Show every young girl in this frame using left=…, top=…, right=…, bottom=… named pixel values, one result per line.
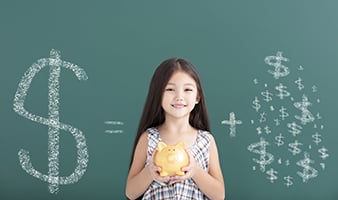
left=126, top=58, right=225, bottom=200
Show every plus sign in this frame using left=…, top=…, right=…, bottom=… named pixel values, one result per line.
left=221, top=112, right=242, bottom=137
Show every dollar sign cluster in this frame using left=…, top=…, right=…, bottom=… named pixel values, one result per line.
left=13, top=49, right=89, bottom=194
left=248, top=51, right=328, bottom=187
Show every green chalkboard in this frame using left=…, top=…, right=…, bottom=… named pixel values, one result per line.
left=1, top=1, right=338, bottom=199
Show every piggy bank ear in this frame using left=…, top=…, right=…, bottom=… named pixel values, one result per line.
left=176, top=141, right=185, bottom=148
left=157, top=142, right=167, bottom=151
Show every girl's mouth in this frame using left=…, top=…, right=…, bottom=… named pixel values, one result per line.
left=171, top=104, right=186, bottom=109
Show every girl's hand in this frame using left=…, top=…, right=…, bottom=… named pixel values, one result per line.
left=169, top=150, right=197, bottom=184
left=147, top=150, right=171, bottom=183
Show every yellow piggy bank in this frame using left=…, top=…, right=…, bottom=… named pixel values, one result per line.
left=154, top=141, right=189, bottom=176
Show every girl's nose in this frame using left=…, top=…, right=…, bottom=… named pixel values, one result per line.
left=175, top=92, right=183, bottom=101
left=175, top=90, right=184, bottom=101
left=176, top=96, right=183, bottom=101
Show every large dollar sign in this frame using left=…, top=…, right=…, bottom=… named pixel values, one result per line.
left=13, top=49, right=89, bottom=194
left=248, top=137, right=274, bottom=172
left=296, top=152, right=318, bottom=182
left=264, top=51, right=290, bottom=79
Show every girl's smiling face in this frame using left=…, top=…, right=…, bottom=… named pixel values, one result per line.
left=161, top=71, right=200, bottom=120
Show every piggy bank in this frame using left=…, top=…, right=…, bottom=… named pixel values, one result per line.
left=154, top=141, right=189, bottom=176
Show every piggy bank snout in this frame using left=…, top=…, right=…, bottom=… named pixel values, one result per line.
left=167, top=154, right=176, bottom=162
left=167, top=151, right=185, bottom=162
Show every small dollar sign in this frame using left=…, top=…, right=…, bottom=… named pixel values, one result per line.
left=261, top=90, right=273, bottom=102
left=287, top=122, right=302, bottom=137
left=312, top=132, right=322, bottom=145
left=13, top=49, right=89, bottom=193
left=283, top=176, right=293, bottom=187
left=259, top=112, right=267, bottom=123
left=318, top=147, right=329, bottom=160
left=264, top=126, right=271, bottom=134
left=248, top=137, right=274, bottom=172
left=264, top=51, right=290, bottom=79
left=275, top=133, right=285, bottom=146
left=266, top=168, right=278, bottom=183
left=295, top=77, right=304, bottom=91
left=279, top=106, right=289, bottom=120
left=252, top=96, right=261, bottom=112
left=296, top=152, right=318, bottom=182
left=294, top=95, right=315, bottom=125
left=288, top=140, right=303, bottom=156
left=275, top=83, right=290, bottom=100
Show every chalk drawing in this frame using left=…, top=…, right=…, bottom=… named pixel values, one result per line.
left=259, top=112, right=267, bottom=123
left=283, top=176, right=293, bottom=187
left=312, top=132, right=322, bottom=145
left=264, top=51, right=290, bottom=79
left=13, top=49, right=89, bottom=194
left=294, top=95, right=315, bottom=125
left=288, top=140, right=303, bottom=156
left=248, top=51, right=328, bottom=187
left=266, top=168, right=278, bottom=183
left=274, top=133, right=285, bottom=147
left=296, top=152, right=318, bottom=182
left=247, top=137, right=274, bottom=172
left=261, top=90, right=273, bottom=102
left=287, top=122, right=302, bottom=137
left=318, top=147, right=329, bottom=160
left=221, top=112, right=242, bottom=137
left=104, top=120, right=124, bottom=134
left=263, top=126, right=271, bottom=135
left=274, top=118, right=281, bottom=126
left=295, top=77, right=304, bottom=91
left=279, top=106, right=289, bottom=120
left=275, top=83, right=290, bottom=100
left=252, top=96, right=261, bottom=112
left=256, top=127, right=262, bottom=135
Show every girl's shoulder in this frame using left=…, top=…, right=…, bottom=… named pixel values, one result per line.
left=190, top=129, right=213, bottom=151
left=197, top=129, right=212, bottom=141
left=146, top=127, right=159, bottom=135
left=146, top=127, right=160, bottom=140
left=145, top=127, right=161, bottom=151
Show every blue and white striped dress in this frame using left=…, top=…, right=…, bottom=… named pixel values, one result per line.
left=143, top=127, right=211, bottom=200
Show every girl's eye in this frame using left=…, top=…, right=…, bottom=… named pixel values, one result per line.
left=165, top=88, right=174, bottom=91
left=185, top=88, right=193, bottom=92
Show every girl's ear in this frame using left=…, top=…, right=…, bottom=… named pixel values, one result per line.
left=196, top=96, right=200, bottom=104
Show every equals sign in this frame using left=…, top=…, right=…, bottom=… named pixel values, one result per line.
left=104, top=120, right=124, bottom=134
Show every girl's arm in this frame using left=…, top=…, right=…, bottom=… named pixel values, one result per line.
left=177, top=135, right=226, bottom=200
left=194, top=135, right=225, bottom=199
left=125, top=132, right=169, bottom=199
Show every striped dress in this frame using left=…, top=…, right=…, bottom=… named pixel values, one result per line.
left=143, top=127, right=211, bottom=200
